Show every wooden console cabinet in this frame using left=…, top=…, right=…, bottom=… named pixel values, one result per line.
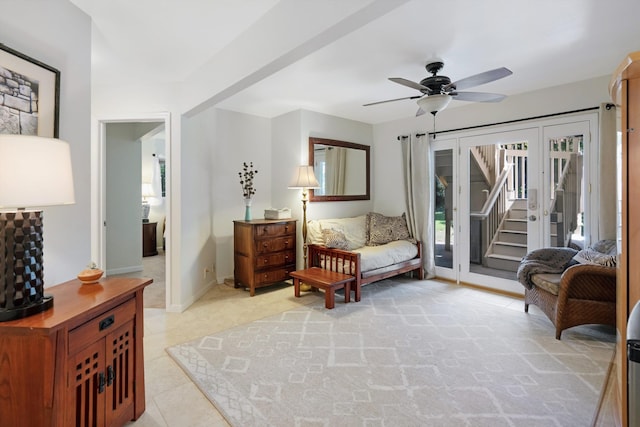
left=0, top=277, right=152, bottom=427
left=234, top=219, right=296, bottom=296
left=607, top=51, right=640, bottom=427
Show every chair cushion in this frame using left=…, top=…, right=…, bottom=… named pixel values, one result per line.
left=531, top=273, right=561, bottom=296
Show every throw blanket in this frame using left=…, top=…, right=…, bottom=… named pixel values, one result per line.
left=516, top=247, right=578, bottom=290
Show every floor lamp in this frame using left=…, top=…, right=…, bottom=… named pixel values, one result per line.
left=288, top=165, right=320, bottom=274
left=0, top=135, right=75, bottom=321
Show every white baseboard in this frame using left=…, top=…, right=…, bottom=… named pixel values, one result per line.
left=106, top=265, right=143, bottom=276
left=165, top=280, right=215, bottom=313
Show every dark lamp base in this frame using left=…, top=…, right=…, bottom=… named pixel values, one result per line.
left=0, top=294, right=53, bottom=322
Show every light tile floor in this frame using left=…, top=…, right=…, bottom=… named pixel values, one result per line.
left=126, top=281, right=319, bottom=426
left=125, top=279, right=573, bottom=427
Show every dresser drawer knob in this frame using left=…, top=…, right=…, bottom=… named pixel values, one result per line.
left=264, top=259, right=268, bottom=264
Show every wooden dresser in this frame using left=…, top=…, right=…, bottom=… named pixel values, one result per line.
left=0, top=277, right=152, bottom=427
left=233, top=219, right=296, bottom=296
left=143, top=221, right=158, bottom=257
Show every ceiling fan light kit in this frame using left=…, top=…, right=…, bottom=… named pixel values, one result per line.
left=417, top=94, right=452, bottom=116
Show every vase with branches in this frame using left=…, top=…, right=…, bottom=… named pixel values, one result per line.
left=239, top=162, right=258, bottom=220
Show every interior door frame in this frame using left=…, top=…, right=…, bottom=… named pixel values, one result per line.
left=92, top=112, right=172, bottom=308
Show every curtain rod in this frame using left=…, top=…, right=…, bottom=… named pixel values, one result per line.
left=397, top=104, right=615, bottom=140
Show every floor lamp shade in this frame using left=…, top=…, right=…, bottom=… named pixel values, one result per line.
left=288, top=165, right=319, bottom=269
left=0, top=135, right=75, bottom=321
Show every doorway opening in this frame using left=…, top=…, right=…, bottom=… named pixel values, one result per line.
left=94, top=113, right=171, bottom=309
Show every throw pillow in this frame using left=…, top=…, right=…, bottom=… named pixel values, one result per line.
left=573, top=248, right=617, bottom=267
left=366, top=212, right=412, bottom=246
left=590, top=239, right=617, bottom=256
left=322, top=229, right=350, bottom=250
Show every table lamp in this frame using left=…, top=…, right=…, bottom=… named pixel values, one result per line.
left=288, top=165, right=320, bottom=269
left=141, top=182, right=155, bottom=223
left=0, top=135, right=75, bottom=321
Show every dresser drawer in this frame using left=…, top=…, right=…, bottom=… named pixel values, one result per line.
left=253, top=222, right=295, bottom=238
left=254, top=267, right=294, bottom=285
left=68, top=298, right=136, bottom=355
left=255, top=236, right=294, bottom=254
left=255, top=250, right=295, bottom=268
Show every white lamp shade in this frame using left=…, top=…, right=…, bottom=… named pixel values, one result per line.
left=0, top=135, right=75, bottom=208
left=141, top=182, right=155, bottom=198
left=289, top=165, right=320, bottom=189
left=417, top=94, right=452, bottom=115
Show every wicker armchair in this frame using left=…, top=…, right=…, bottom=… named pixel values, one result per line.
left=524, top=264, right=616, bottom=339
left=518, top=241, right=617, bottom=339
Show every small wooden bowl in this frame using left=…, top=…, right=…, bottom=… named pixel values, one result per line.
left=77, top=269, right=104, bottom=284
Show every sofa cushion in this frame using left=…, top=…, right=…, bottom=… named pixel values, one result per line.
left=307, top=215, right=367, bottom=249
left=322, top=229, right=350, bottom=250
left=531, top=273, right=561, bottom=296
left=573, top=248, right=617, bottom=267
left=366, top=212, right=412, bottom=246
left=318, top=239, right=419, bottom=274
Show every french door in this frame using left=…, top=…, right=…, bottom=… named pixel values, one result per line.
left=432, top=114, right=596, bottom=294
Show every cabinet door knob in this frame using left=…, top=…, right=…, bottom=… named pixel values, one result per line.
left=107, top=365, right=115, bottom=386
left=98, top=373, right=106, bottom=394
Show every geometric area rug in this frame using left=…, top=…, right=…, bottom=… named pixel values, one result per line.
left=166, top=278, right=615, bottom=427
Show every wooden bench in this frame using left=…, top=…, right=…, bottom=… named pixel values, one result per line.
left=291, top=267, right=358, bottom=309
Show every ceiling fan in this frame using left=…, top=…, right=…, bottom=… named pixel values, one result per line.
left=364, top=60, right=512, bottom=116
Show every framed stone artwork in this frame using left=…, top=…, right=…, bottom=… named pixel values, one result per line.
left=0, top=44, right=60, bottom=137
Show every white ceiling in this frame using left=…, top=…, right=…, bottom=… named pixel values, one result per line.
left=71, top=0, right=640, bottom=124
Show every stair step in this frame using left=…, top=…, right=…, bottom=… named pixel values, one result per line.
left=485, top=254, right=521, bottom=272
left=510, top=199, right=528, bottom=209
left=508, top=209, right=528, bottom=220
left=491, top=241, right=528, bottom=257
left=498, top=230, right=527, bottom=244
left=503, top=218, right=527, bottom=232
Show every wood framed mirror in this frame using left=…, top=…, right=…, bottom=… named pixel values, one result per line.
left=309, top=137, right=370, bottom=202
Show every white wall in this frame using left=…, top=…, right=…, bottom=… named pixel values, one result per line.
left=272, top=109, right=374, bottom=269
left=210, top=109, right=272, bottom=284
left=0, top=0, right=91, bottom=286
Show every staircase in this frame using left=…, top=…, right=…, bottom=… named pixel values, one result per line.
left=485, top=199, right=528, bottom=271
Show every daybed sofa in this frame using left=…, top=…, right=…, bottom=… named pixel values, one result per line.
left=307, top=212, right=423, bottom=290
left=517, top=239, right=617, bottom=339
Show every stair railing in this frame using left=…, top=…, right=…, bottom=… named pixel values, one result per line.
left=550, top=153, right=580, bottom=246
left=469, top=163, right=513, bottom=264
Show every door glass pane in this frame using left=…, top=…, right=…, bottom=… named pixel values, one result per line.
left=548, top=134, right=584, bottom=247
left=434, top=149, right=453, bottom=268
left=468, top=142, right=526, bottom=280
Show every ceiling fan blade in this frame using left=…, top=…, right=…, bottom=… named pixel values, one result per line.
left=363, top=95, right=420, bottom=107
left=445, top=67, right=512, bottom=91
left=451, top=91, right=507, bottom=103
left=389, top=77, right=432, bottom=93
left=416, top=107, right=426, bottom=117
